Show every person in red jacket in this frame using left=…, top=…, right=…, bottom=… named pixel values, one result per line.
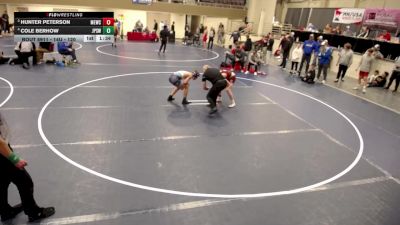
left=378, top=30, right=391, bottom=41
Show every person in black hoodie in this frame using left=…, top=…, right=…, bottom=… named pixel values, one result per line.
left=159, top=25, right=169, bottom=54
left=279, top=34, right=291, bottom=69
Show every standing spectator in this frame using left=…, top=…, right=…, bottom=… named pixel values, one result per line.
left=313, top=35, right=324, bottom=64
left=208, top=27, right=215, bottom=50
left=335, top=43, right=353, bottom=82
left=278, top=34, right=291, bottom=69
left=354, top=49, right=375, bottom=93
left=368, top=72, right=388, bottom=87
left=298, top=34, right=317, bottom=76
left=230, top=30, right=241, bottom=45
left=378, top=30, right=391, bottom=41
left=290, top=42, right=302, bottom=75
left=202, top=26, right=208, bottom=48
left=19, top=42, right=37, bottom=69
left=243, top=35, right=252, bottom=54
left=153, top=19, right=158, bottom=32
left=0, top=113, right=55, bottom=222
left=370, top=44, right=384, bottom=59
left=217, top=23, right=225, bottom=45
left=385, top=56, right=400, bottom=92
left=158, top=25, right=169, bottom=54
left=199, top=24, right=204, bottom=37
left=171, top=21, right=175, bottom=32
left=1, top=11, right=9, bottom=36
left=266, top=34, right=274, bottom=64
left=316, top=40, right=332, bottom=84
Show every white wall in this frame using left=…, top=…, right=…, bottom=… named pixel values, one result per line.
left=170, top=13, right=185, bottom=39
left=204, top=16, right=228, bottom=33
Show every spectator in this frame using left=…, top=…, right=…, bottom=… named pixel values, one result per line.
left=217, top=23, right=225, bottom=45
left=208, top=27, right=215, bottom=50
left=306, top=23, right=317, bottom=32
left=171, top=21, right=175, bottom=32
left=19, top=42, right=37, bottom=69
left=233, top=45, right=246, bottom=70
left=0, top=51, right=10, bottom=64
left=266, top=34, right=274, bottom=64
left=385, top=56, right=400, bottom=92
left=316, top=40, right=332, bottom=84
left=57, top=42, right=78, bottom=63
left=342, top=25, right=354, bottom=36
left=298, top=34, right=317, bottom=76
left=199, top=24, right=204, bottom=37
left=36, top=42, right=53, bottom=63
left=158, top=25, right=169, bottom=54
left=357, top=26, right=370, bottom=38
left=368, top=71, right=388, bottom=87
left=332, top=25, right=342, bottom=35
left=335, top=43, right=353, bottom=82
left=246, top=49, right=263, bottom=75
left=1, top=11, right=9, bottom=36
left=230, top=30, right=241, bottom=45
left=301, top=63, right=316, bottom=84
left=370, top=44, right=384, bottom=59
left=323, top=24, right=332, bottom=33
left=202, top=26, right=208, bottom=48
left=368, top=70, right=380, bottom=84
left=153, top=19, right=158, bottom=32
left=244, top=35, right=252, bottom=53
left=354, top=49, right=375, bottom=93
left=378, top=30, right=391, bottom=41
left=290, top=42, right=302, bottom=75
left=278, top=34, right=291, bottom=69
left=134, top=20, right=143, bottom=32
left=0, top=113, right=55, bottom=222
left=224, top=45, right=236, bottom=66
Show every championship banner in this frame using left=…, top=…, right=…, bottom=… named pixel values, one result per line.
left=333, top=8, right=365, bottom=24
left=363, top=8, right=400, bottom=28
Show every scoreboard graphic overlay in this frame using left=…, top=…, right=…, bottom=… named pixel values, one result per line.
left=14, top=12, right=114, bottom=43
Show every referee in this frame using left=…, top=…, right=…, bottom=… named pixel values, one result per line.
left=202, top=65, right=231, bottom=114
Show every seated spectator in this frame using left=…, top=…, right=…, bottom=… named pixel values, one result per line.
left=342, top=26, right=354, bottom=36
left=0, top=51, right=10, bottom=64
left=377, top=30, right=391, bottom=41
left=368, top=70, right=380, bottom=84
left=368, top=71, right=388, bottom=87
left=57, top=42, right=78, bottom=63
left=357, top=26, right=370, bottom=38
left=332, top=25, right=342, bottom=35
left=143, top=26, right=150, bottom=33
left=323, top=24, right=332, bottom=33
left=36, top=42, right=53, bottom=63
left=134, top=20, right=143, bottom=32
left=245, top=49, right=263, bottom=75
left=19, top=41, right=37, bottom=69
left=301, top=63, right=316, bottom=84
left=306, top=23, right=317, bottom=32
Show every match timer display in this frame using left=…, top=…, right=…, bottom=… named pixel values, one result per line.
left=14, top=12, right=115, bottom=43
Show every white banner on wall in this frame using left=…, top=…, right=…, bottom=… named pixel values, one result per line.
left=332, top=8, right=365, bottom=24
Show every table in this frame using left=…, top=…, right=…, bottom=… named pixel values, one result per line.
left=127, top=32, right=158, bottom=42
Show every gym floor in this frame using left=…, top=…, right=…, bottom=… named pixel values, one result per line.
left=0, top=38, right=399, bottom=225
